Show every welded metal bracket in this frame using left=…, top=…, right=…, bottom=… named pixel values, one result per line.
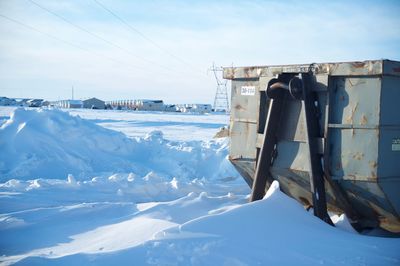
left=250, top=87, right=285, bottom=201
left=297, top=73, right=333, bottom=225
left=250, top=72, right=333, bottom=225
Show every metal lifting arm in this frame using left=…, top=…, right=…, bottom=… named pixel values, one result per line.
left=250, top=72, right=333, bottom=225
left=299, top=73, right=333, bottom=225
left=250, top=87, right=285, bottom=201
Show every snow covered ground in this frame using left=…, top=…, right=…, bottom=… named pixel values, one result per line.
left=0, top=107, right=399, bottom=265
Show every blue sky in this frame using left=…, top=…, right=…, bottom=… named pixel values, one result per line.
left=0, top=0, right=399, bottom=103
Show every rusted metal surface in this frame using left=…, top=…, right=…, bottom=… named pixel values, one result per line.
left=227, top=60, right=400, bottom=233
left=229, top=157, right=255, bottom=187
left=382, top=60, right=400, bottom=76
left=229, top=79, right=260, bottom=161
left=329, top=129, right=379, bottom=181
left=224, top=60, right=400, bottom=80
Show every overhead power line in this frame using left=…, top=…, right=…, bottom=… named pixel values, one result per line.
left=0, top=13, right=152, bottom=72
left=27, top=0, right=175, bottom=73
left=92, top=0, right=207, bottom=76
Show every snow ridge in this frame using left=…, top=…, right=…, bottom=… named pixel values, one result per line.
left=0, top=108, right=238, bottom=182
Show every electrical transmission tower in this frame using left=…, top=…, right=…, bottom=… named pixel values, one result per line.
left=210, top=63, right=230, bottom=113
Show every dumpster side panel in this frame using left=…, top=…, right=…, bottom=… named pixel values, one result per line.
left=329, top=129, right=379, bottom=180
left=378, top=75, right=400, bottom=220
left=382, top=60, right=400, bottom=77
left=230, top=121, right=258, bottom=159
left=328, top=76, right=380, bottom=180
left=230, top=79, right=260, bottom=124
left=380, top=75, right=400, bottom=126
left=229, top=79, right=260, bottom=161
left=329, top=77, right=381, bottom=126
left=229, top=79, right=260, bottom=184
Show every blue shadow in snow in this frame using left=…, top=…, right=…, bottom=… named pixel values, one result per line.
left=89, top=119, right=226, bottom=129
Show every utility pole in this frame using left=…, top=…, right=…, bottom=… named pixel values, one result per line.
left=210, top=62, right=229, bottom=113
left=71, top=86, right=74, bottom=100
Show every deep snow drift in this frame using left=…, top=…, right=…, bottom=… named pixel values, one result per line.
left=0, top=107, right=399, bottom=266
left=0, top=108, right=234, bottom=182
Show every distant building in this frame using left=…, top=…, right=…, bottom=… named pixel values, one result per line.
left=106, top=100, right=135, bottom=110
left=83, top=98, right=105, bottom=109
left=41, top=100, right=51, bottom=107
left=0, top=97, right=16, bottom=106
left=178, top=105, right=192, bottom=113
left=135, top=99, right=165, bottom=111
left=175, top=103, right=212, bottom=114
left=26, top=99, right=43, bottom=107
left=165, top=104, right=180, bottom=112
left=191, top=104, right=212, bottom=114
left=103, top=99, right=211, bottom=114
left=56, top=100, right=83, bottom=109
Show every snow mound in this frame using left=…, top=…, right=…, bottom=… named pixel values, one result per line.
left=0, top=108, right=238, bottom=182
left=145, top=181, right=400, bottom=265
left=3, top=181, right=399, bottom=265
left=0, top=108, right=138, bottom=180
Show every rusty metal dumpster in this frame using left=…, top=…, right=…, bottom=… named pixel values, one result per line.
left=224, top=60, right=400, bottom=233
